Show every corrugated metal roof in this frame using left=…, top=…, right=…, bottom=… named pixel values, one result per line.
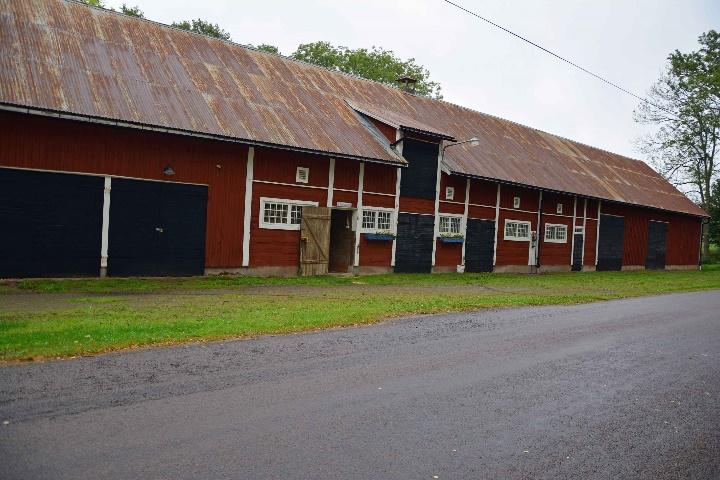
left=0, top=0, right=707, bottom=217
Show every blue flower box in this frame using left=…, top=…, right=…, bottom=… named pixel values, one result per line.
left=364, top=233, right=395, bottom=241
left=439, top=236, right=464, bottom=244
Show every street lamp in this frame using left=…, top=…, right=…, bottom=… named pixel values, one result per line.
left=442, top=136, right=480, bottom=155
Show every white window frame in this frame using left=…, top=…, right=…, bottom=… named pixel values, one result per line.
left=438, top=214, right=463, bottom=235
left=259, top=197, right=318, bottom=230
left=445, top=186, right=455, bottom=200
left=574, top=226, right=584, bottom=235
left=296, top=166, right=309, bottom=184
left=556, top=203, right=563, bottom=214
left=544, top=223, right=568, bottom=243
left=504, top=219, right=531, bottom=241
left=513, top=196, right=521, bottom=209
left=360, top=207, right=395, bottom=233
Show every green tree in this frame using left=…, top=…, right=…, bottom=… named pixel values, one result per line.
left=171, top=19, right=231, bottom=41
left=635, top=30, right=720, bottom=257
left=251, top=44, right=281, bottom=55
left=120, top=4, right=143, bottom=17
left=709, top=179, right=720, bottom=250
left=78, top=0, right=107, bottom=7
left=292, top=41, right=442, bottom=99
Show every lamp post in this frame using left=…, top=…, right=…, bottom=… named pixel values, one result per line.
left=441, top=136, right=480, bottom=157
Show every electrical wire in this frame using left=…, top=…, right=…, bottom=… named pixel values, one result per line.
left=441, top=0, right=657, bottom=107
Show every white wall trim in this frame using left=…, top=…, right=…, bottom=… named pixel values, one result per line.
left=326, top=157, right=335, bottom=208
left=241, top=147, right=254, bottom=267
left=570, top=196, right=577, bottom=266
left=391, top=167, right=402, bottom=267
left=581, top=198, right=587, bottom=266
left=493, top=184, right=501, bottom=266
left=354, top=162, right=365, bottom=268
left=499, top=206, right=539, bottom=215
left=431, top=144, right=443, bottom=267
left=595, top=200, right=602, bottom=266
left=363, top=191, right=396, bottom=197
left=460, top=178, right=470, bottom=267
left=469, top=202, right=497, bottom=209
left=100, top=177, right=111, bottom=273
left=253, top=179, right=327, bottom=190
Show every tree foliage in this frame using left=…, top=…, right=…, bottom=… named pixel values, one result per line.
left=120, top=4, right=143, bottom=17
left=251, top=44, right=281, bottom=55
left=634, top=30, right=720, bottom=255
left=709, top=179, right=720, bottom=248
left=171, top=19, right=232, bottom=41
left=292, top=41, right=442, bottom=99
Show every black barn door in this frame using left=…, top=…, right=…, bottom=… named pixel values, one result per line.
left=645, top=221, right=668, bottom=270
left=0, top=168, right=103, bottom=278
left=394, top=213, right=434, bottom=273
left=572, top=233, right=584, bottom=271
left=597, top=215, right=624, bottom=271
left=108, top=178, right=207, bottom=276
left=464, top=219, right=495, bottom=273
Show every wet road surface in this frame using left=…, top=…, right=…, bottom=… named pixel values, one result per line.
left=1, top=291, right=719, bottom=479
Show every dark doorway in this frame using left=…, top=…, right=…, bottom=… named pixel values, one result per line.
left=597, top=214, right=624, bottom=271
left=464, top=219, right=495, bottom=273
left=645, top=220, right=668, bottom=270
left=394, top=213, right=434, bottom=273
left=0, top=168, right=104, bottom=278
left=572, top=233, right=584, bottom=271
left=107, top=178, right=207, bottom=276
left=328, top=209, right=354, bottom=273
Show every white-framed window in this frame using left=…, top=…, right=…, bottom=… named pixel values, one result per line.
left=556, top=203, right=563, bottom=214
left=504, top=219, right=531, bottom=241
left=544, top=223, right=568, bottom=243
left=513, top=196, right=521, bottom=209
left=574, top=226, right=584, bottom=235
left=445, top=186, right=455, bottom=200
left=296, top=166, right=309, bottom=184
left=439, top=215, right=462, bottom=234
left=361, top=208, right=394, bottom=233
left=259, top=197, right=318, bottom=230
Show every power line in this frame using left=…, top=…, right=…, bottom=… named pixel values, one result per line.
left=441, top=0, right=652, bottom=106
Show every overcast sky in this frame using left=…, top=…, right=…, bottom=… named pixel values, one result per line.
left=105, top=0, right=719, bottom=162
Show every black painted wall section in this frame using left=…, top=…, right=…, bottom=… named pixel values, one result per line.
left=0, top=168, right=104, bottom=277
left=108, top=178, right=208, bottom=276
left=394, top=213, right=434, bottom=273
left=597, top=215, right=624, bottom=271
left=645, top=221, right=668, bottom=270
left=465, top=219, right=495, bottom=272
left=399, top=138, right=439, bottom=200
left=572, top=234, right=584, bottom=271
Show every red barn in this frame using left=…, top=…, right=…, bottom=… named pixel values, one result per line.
left=0, top=0, right=707, bottom=277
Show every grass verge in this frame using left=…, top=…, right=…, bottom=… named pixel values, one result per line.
left=1, top=267, right=719, bottom=362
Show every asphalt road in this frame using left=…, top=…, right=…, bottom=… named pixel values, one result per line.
left=1, top=291, right=719, bottom=479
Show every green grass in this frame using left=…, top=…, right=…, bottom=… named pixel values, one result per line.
left=2, top=268, right=719, bottom=362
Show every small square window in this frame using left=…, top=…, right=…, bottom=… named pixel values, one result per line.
left=296, top=167, right=309, bottom=183
left=574, top=226, right=584, bottom=235
left=556, top=203, right=563, bottom=214
left=362, top=210, right=376, bottom=229
left=513, top=197, right=521, bottom=209
left=439, top=216, right=461, bottom=234
left=445, top=187, right=455, bottom=200
left=377, top=211, right=391, bottom=230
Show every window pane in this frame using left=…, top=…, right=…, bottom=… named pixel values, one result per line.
left=362, top=210, right=376, bottom=229
left=557, top=226, right=566, bottom=240
left=264, top=202, right=288, bottom=224
left=517, top=223, right=528, bottom=238
left=377, top=211, right=391, bottom=230
left=440, top=216, right=450, bottom=233
left=450, top=217, right=461, bottom=233
left=545, top=225, right=554, bottom=240
left=505, top=222, right=517, bottom=237
left=290, top=205, right=302, bottom=224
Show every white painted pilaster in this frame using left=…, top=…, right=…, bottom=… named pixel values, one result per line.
left=431, top=144, right=443, bottom=268
left=390, top=167, right=402, bottom=267
left=354, top=162, right=365, bottom=268
left=460, top=177, right=470, bottom=268
left=241, top=147, right=254, bottom=267
left=326, top=157, right=335, bottom=208
left=570, top=196, right=577, bottom=266
left=492, top=184, right=501, bottom=266
left=100, top=176, right=111, bottom=276
left=595, top=200, right=602, bottom=266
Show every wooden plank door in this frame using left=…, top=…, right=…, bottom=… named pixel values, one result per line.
left=299, top=206, right=331, bottom=276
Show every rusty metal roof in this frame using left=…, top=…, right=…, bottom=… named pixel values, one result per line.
left=0, top=0, right=707, bottom=217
